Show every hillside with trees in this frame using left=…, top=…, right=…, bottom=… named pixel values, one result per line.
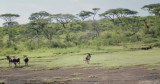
left=0, top=3, right=160, bottom=55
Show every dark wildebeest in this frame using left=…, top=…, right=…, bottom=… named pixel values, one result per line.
left=23, top=55, right=29, bottom=65
left=6, top=56, right=20, bottom=67
left=83, top=53, right=91, bottom=64
left=141, top=46, right=152, bottom=50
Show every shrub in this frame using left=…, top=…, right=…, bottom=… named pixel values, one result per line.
left=152, top=42, right=160, bottom=47
left=49, top=41, right=67, bottom=48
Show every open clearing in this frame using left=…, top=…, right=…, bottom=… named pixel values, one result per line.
left=0, top=47, right=160, bottom=84
left=0, top=65, right=160, bottom=84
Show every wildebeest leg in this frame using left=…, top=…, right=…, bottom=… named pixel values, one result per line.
left=18, top=59, right=20, bottom=65
left=87, top=60, right=89, bottom=64
left=84, top=60, right=87, bottom=64
left=83, top=60, right=85, bottom=63
left=83, top=58, right=87, bottom=63
left=19, top=61, right=20, bottom=65
left=9, top=61, right=11, bottom=67
left=14, top=62, right=17, bottom=67
left=27, top=62, right=28, bottom=66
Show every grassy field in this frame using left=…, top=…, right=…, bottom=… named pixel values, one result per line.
left=0, top=46, right=160, bottom=69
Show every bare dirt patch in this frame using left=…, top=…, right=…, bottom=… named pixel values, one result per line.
left=0, top=65, right=160, bottom=84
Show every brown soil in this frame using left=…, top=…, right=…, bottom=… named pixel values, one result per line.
left=0, top=65, right=160, bottom=84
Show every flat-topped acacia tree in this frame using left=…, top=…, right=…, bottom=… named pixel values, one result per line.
left=92, top=8, right=100, bottom=21
left=0, top=13, right=19, bottom=26
left=99, top=8, right=137, bottom=24
left=29, top=11, right=50, bottom=20
left=0, top=13, right=20, bottom=47
left=77, top=11, right=94, bottom=21
left=27, top=11, right=50, bottom=48
left=50, top=14, right=77, bottom=29
left=142, top=3, right=160, bottom=16
left=152, top=8, right=160, bottom=16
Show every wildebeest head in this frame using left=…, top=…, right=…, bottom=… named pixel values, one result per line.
left=88, top=53, right=91, bottom=57
left=6, top=56, right=11, bottom=60
left=13, top=56, right=17, bottom=59
left=23, top=55, right=29, bottom=65
left=23, top=55, right=27, bottom=58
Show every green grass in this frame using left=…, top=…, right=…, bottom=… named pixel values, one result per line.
left=0, top=46, right=160, bottom=69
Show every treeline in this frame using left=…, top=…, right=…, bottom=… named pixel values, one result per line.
left=0, top=3, right=160, bottom=54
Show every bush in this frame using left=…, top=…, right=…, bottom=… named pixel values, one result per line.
left=143, top=38, right=158, bottom=43
left=0, top=48, right=15, bottom=55
left=152, top=42, right=160, bottom=47
left=0, top=40, right=4, bottom=48
left=49, top=41, right=67, bottom=48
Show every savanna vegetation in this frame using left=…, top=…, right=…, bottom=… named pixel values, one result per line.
left=0, top=3, right=160, bottom=68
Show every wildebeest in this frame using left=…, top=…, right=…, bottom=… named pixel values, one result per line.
left=141, top=46, right=152, bottom=50
left=6, top=56, right=20, bottom=67
left=83, top=53, right=91, bottom=64
left=130, top=46, right=152, bottom=51
left=23, top=55, right=29, bottom=65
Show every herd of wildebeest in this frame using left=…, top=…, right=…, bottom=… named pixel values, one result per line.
left=5, top=45, right=152, bottom=67
left=6, top=55, right=29, bottom=67
left=6, top=53, right=92, bottom=67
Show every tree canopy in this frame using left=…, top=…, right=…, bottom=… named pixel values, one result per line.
left=152, top=7, right=160, bottom=16
left=50, top=14, right=77, bottom=28
left=142, top=3, right=160, bottom=15
left=29, top=11, right=50, bottom=20
left=92, top=8, right=100, bottom=20
left=77, top=11, right=94, bottom=21
left=0, top=13, right=20, bottom=26
left=99, top=8, right=137, bottom=23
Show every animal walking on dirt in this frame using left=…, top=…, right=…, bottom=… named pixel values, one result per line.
left=6, top=56, right=20, bottom=67
left=23, top=55, right=29, bottom=65
left=83, top=53, right=91, bottom=64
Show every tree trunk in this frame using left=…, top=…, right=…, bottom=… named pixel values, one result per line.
left=62, top=23, right=66, bottom=28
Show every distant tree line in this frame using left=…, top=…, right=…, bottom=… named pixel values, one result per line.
left=0, top=3, right=159, bottom=53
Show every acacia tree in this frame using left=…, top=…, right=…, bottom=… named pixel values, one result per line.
left=99, top=8, right=137, bottom=24
left=152, top=7, right=160, bottom=16
left=3, top=21, right=18, bottom=26
left=92, top=8, right=100, bottom=37
left=99, top=9, right=118, bottom=23
left=43, top=24, right=57, bottom=42
left=142, top=3, right=160, bottom=15
left=29, top=11, right=50, bottom=28
left=28, top=11, right=50, bottom=29
left=116, top=8, right=137, bottom=17
left=27, top=11, right=50, bottom=48
left=0, top=13, right=19, bottom=26
left=77, top=11, right=93, bottom=21
left=50, top=14, right=77, bottom=29
left=92, top=8, right=100, bottom=20
left=29, top=11, right=50, bottom=20
left=28, top=11, right=50, bottom=31
left=0, top=13, right=20, bottom=47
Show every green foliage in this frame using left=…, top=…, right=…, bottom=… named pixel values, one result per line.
left=29, top=11, right=50, bottom=20
left=0, top=13, right=160, bottom=52
left=50, top=13, right=77, bottom=28
left=49, top=40, right=67, bottom=48
left=152, top=42, right=160, bottom=47
left=152, top=7, right=160, bottom=16
left=99, top=8, right=138, bottom=24
left=142, top=3, right=160, bottom=15
left=78, top=10, right=94, bottom=21
left=0, top=13, right=20, bottom=26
